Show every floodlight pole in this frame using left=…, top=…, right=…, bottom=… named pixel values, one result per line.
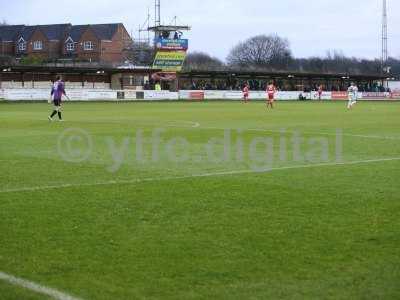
left=155, top=0, right=161, bottom=27
left=381, top=0, right=388, bottom=73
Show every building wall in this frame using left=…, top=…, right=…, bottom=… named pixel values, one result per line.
left=100, top=24, right=132, bottom=63
left=0, top=70, right=153, bottom=90
left=76, top=28, right=100, bottom=62
left=25, top=29, right=49, bottom=59
left=48, top=40, right=62, bottom=59
left=0, top=41, right=14, bottom=56
left=0, top=72, right=111, bottom=84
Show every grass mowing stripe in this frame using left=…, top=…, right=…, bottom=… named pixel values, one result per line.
left=197, top=126, right=400, bottom=141
left=0, top=271, right=83, bottom=300
left=2, top=157, right=399, bottom=194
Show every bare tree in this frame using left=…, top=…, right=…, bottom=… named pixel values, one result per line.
left=387, top=57, right=400, bottom=76
left=227, top=34, right=292, bottom=69
left=124, top=42, right=155, bottom=66
left=226, top=34, right=396, bottom=75
left=183, top=51, right=225, bottom=71
left=293, top=50, right=383, bottom=75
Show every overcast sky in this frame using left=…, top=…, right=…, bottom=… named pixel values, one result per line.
left=1, top=0, right=399, bottom=61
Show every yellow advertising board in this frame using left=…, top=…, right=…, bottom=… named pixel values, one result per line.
left=153, top=51, right=187, bottom=72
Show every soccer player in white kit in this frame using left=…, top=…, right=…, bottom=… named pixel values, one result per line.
left=347, top=82, right=358, bottom=109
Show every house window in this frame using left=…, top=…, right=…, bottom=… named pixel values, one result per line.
left=66, top=42, right=75, bottom=51
left=18, top=42, right=26, bottom=51
left=83, top=41, right=94, bottom=51
left=33, top=41, right=43, bottom=50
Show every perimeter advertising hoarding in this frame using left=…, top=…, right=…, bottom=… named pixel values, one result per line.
left=391, top=92, right=400, bottom=99
left=153, top=51, right=187, bottom=72
left=310, top=91, right=332, bottom=100
left=361, top=92, right=388, bottom=100
left=179, top=90, right=205, bottom=100
left=331, top=91, right=348, bottom=100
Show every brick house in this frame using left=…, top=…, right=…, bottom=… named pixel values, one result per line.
left=0, top=23, right=133, bottom=64
left=62, top=24, right=132, bottom=63
left=14, top=24, right=70, bottom=59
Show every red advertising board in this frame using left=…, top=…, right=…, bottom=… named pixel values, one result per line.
left=390, top=92, right=400, bottom=99
left=189, top=91, right=204, bottom=100
left=331, top=91, right=348, bottom=100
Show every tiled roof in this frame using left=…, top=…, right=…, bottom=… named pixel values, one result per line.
left=0, top=23, right=124, bottom=42
left=90, top=23, right=120, bottom=40
left=0, top=25, right=24, bottom=41
left=67, top=25, right=88, bottom=41
left=37, top=24, right=70, bottom=40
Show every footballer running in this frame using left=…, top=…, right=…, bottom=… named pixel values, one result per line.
left=266, top=82, right=276, bottom=109
left=242, top=83, right=250, bottom=103
left=347, top=82, right=358, bottom=109
left=318, top=85, right=323, bottom=100
left=48, top=76, right=68, bottom=121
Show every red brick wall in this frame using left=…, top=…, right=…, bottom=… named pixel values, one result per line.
left=48, top=40, right=62, bottom=59
left=26, top=29, right=49, bottom=59
left=0, top=42, right=14, bottom=56
left=76, top=28, right=100, bottom=62
left=1, top=72, right=111, bottom=84
left=100, top=24, right=132, bottom=63
left=0, top=73, right=23, bottom=81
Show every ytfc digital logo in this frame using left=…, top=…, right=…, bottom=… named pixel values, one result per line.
left=58, top=127, right=343, bottom=173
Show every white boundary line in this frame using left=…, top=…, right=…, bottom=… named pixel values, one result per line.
left=0, top=271, right=82, bottom=300
left=1, top=157, right=400, bottom=194
left=166, top=120, right=200, bottom=128
left=197, top=126, right=400, bottom=141
left=1, top=119, right=399, bottom=140
left=122, top=121, right=400, bottom=141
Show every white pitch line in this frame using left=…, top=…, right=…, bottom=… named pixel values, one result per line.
left=2, top=121, right=397, bottom=140
left=166, top=120, right=200, bottom=128
left=0, top=271, right=82, bottom=300
left=341, top=133, right=400, bottom=140
left=1, top=157, right=400, bottom=194
left=197, top=125, right=400, bottom=141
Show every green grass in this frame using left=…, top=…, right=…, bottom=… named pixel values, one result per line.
left=0, top=101, right=400, bottom=299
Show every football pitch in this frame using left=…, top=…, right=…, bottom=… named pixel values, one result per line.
left=0, top=101, right=400, bottom=299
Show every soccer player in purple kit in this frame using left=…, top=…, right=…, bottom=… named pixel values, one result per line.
left=48, top=75, right=67, bottom=121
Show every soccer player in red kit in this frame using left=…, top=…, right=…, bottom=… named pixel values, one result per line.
left=266, top=83, right=276, bottom=109
left=318, top=85, right=323, bottom=100
left=242, top=83, right=250, bottom=103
